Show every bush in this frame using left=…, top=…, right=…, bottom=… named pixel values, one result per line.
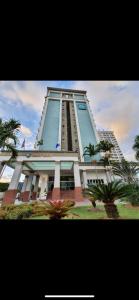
left=45, top=200, right=75, bottom=220
left=0, top=203, right=33, bottom=219
left=121, top=184, right=139, bottom=206
left=0, top=183, right=9, bottom=192
left=0, top=200, right=75, bottom=220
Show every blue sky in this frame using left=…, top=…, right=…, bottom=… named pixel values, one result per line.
left=0, top=80, right=139, bottom=181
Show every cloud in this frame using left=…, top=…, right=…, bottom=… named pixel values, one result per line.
left=73, top=81, right=139, bottom=160
left=20, top=125, right=32, bottom=137
left=0, top=81, right=45, bottom=112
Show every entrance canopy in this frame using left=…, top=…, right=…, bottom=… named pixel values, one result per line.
left=0, top=150, right=78, bottom=175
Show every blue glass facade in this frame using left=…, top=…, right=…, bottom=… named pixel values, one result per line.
left=40, top=99, right=60, bottom=150
left=76, top=101, right=100, bottom=162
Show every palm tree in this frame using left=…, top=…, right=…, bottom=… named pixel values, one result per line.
left=133, top=135, right=139, bottom=160
left=84, top=180, right=128, bottom=219
left=112, top=159, right=139, bottom=184
left=83, top=143, right=98, bottom=159
left=96, top=140, right=114, bottom=153
left=0, top=118, right=21, bottom=177
left=99, top=156, right=110, bottom=183
left=97, top=140, right=115, bottom=182
left=83, top=143, right=99, bottom=181
left=37, top=139, right=43, bottom=146
left=120, top=183, right=139, bottom=207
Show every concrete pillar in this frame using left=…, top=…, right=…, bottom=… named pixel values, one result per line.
left=21, top=175, right=29, bottom=192
left=3, top=162, right=23, bottom=204
left=0, top=162, right=4, bottom=176
left=22, top=174, right=33, bottom=202
left=82, top=171, right=88, bottom=189
left=20, top=175, right=28, bottom=200
left=40, top=176, right=46, bottom=194
left=74, top=162, right=83, bottom=201
left=32, top=175, right=40, bottom=200
left=52, top=162, right=60, bottom=200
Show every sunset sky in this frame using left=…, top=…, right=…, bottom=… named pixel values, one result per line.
left=0, top=81, right=139, bottom=181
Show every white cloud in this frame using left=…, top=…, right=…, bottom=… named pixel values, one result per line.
left=73, top=81, right=139, bottom=160
left=0, top=81, right=45, bottom=112
left=20, top=125, right=32, bottom=137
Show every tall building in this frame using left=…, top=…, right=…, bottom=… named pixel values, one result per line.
left=98, top=130, right=124, bottom=162
left=1, top=87, right=122, bottom=204
left=35, top=87, right=100, bottom=162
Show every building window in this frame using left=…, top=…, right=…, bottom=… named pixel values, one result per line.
left=62, top=93, right=73, bottom=99
left=49, top=92, right=61, bottom=98
left=74, top=94, right=85, bottom=100
left=78, top=103, right=86, bottom=110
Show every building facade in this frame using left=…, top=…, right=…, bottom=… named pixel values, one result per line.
left=98, top=130, right=124, bottom=162
left=0, top=87, right=118, bottom=204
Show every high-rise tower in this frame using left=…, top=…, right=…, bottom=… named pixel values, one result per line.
left=35, top=87, right=100, bottom=162
left=1, top=86, right=124, bottom=204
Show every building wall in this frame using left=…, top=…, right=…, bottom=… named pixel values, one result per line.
left=40, top=99, right=60, bottom=150
left=98, top=131, right=124, bottom=162
left=61, top=101, right=68, bottom=151
left=86, top=170, right=108, bottom=184
left=76, top=101, right=101, bottom=162
left=69, top=102, right=79, bottom=152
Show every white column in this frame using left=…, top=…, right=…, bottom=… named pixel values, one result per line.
left=26, top=174, right=33, bottom=191
left=74, top=162, right=81, bottom=187
left=40, top=176, right=47, bottom=195
left=82, top=170, right=88, bottom=188
left=54, top=162, right=60, bottom=188
left=21, top=175, right=29, bottom=192
left=0, top=162, right=4, bottom=176
left=34, top=175, right=40, bottom=192
left=8, top=162, right=23, bottom=190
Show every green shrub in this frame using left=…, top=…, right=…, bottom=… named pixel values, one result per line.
left=121, top=184, right=139, bottom=206
left=45, top=200, right=75, bottom=220
left=0, top=203, right=33, bottom=219
left=0, top=183, right=9, bottom=192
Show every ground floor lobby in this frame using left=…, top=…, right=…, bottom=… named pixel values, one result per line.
left=0, top=150, right=109, bottom=204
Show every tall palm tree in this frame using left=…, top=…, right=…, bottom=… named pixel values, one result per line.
left=112, top=159, right=139, bottom=184
left=84, top=180, right=128, bottom=219
left=0, top=118, right=21, bottom=177
left=96, top=140, right=115, bottom=153
left=83, top=143, right=98, bottom=158
left=83, top=143, right=99, bottom=181
left=96, top=140, right=115, bottom=182
left=133, top=135, right=139, bottom=161
left=99, top=156, right=110, bottom=183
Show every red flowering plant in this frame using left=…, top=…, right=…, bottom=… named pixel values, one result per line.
left=45, top=199, right=75, bottom=220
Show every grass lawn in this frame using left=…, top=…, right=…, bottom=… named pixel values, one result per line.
left=30, top=204, right=139, bottom=219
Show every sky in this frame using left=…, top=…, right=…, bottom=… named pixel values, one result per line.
left=0, top=80, right=139, bottom=182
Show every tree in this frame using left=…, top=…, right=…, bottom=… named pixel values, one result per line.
left=0, top=118, right=21, bottom=177
left=97, top=140, right=115, bottom=182
left=96, top=140, right=114, bottom=154
left=120, top=183, right=139, bottom=206
left=37, top=139, right=43, bottom=146
left=83, top=143, right=99, bottom=181
left=99, top=156, right=110, bottom=183
left=84, top=181, right=128, bottom=219
left=133, top=135, right=139, bottom=161
left=112, top=159, right=139, bottom=184
left=83, top=143, right=98, bottom=158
